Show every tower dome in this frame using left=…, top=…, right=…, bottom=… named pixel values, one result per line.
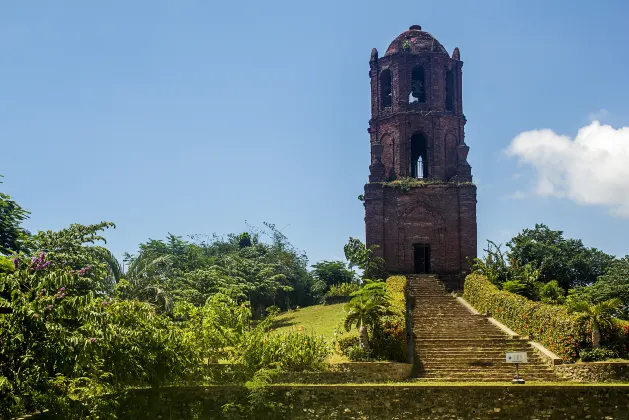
left=385, top=25, right=449, bottom=57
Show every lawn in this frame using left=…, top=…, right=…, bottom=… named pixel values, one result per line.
left=271, top=303, right=347, bottom=340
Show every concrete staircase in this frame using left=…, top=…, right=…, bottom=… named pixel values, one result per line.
left=408, top=274, right=562, bottom=382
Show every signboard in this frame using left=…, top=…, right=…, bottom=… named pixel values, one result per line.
left=506, top=352, right=527, bottom=363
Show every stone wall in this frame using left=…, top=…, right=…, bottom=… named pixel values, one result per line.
left=106, top=385, right=629, bottom=419
left=555, top=362, right=629, bottom=383
left=274, top=362, right=412, bottom=384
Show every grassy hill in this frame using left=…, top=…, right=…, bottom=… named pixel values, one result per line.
left=272, top=303, right=347, bottom=340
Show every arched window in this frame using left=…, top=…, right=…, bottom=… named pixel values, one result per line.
left=380, top=69, right=392, bottom=109
left=411, top=133, right=428, bottom=178
left=445, top=69, right=454, bottom=112
left=409, top=66, right=426, bottom=104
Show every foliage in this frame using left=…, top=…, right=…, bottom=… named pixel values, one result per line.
left=0, top=177, right=30, bottom=255
left=468, top=240, right=511, bottom=286
left=339, top=276, right=406, bottom=362
left=569, top=256, right=629, bottom=320
left=378, top=177, right=473, bottom=192
left=464, top=273, right=587, bottom=361
left=335, top=334, right=360, bottom=357
left=174, top=293, right=251, bottom=364
left=311, top=260, right=356, bottom=289
left=345, top=346, right=373, bottom=362
left=567, top=298, right=622, bottom=349
left=0, top=256, right=14, bottom=275
left=464, top=274, right=629, bottom=362
left=579, top=348, right=619, bottom=362
left=326, top=282, right=359, bottom=298
left=233, top=327, right=329, bottom=376
left=0, top=256, right=202, bottom=419
left=506, top=223, right=615, bottom=290
left=124, top=224, right=324, bottom=316
left=343, top=237, right=387, bottom=281
left=370, top=276, right=406, bottom=362
left=540, top=280, right=566, bottom=304
left=20, top=222, right=120, bottom=295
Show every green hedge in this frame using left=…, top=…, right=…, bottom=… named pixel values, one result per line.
left=463, top=274, right=585, bottom=361
left=370, top=276, right=407, bottom=362
left=464, top=274, right=629, bottom=362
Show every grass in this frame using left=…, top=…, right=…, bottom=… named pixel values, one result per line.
left=272, top=303, right=347, bottom=340
left=272, top=303, right=351, bottom=363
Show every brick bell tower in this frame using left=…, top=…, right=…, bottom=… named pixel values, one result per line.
left=364, top=25, right=477, bottom=289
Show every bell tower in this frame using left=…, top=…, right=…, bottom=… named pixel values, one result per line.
left=364, top=25, right=477, bottom=289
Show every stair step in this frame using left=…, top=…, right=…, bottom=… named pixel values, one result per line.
left=406, top=274, right=562, bottom=383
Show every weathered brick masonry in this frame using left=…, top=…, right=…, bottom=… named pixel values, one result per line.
left=364, top=26, right=477, bottom=289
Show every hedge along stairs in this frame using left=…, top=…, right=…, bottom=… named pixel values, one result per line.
left=408, top=274, right=562, bottom=382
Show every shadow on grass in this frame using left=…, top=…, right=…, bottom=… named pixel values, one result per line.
left=270, top=314, right=299, bottom=330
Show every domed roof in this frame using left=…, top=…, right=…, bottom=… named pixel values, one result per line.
left=385, top=25, right=449, bottom=57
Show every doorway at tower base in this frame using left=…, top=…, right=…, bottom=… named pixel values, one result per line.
left=364, top=181, right=476, bottom=291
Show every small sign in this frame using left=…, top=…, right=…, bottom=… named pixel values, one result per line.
left=506, top=352, right=528, bottom=363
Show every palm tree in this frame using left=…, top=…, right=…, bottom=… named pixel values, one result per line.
left=567, top=298, right=621, bottom=349
left=343, top=280, right=393, bottom=350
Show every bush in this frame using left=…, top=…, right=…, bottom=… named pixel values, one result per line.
left=370, top=276, right=407, bottom=362
left=464, top=273, right=586, bottom=361
left=236, top=329, right=329, bottom=373
left=335, top=334, right=359, bottom=357
left=464, top=274, right=629, bottom=362
left=326, top=283, right=359, bottom=298
left=540, top=280, right=566, bottom=304
left=580, top=348, right=618, bottom=362
left=346, top=346, right=372, bottom=362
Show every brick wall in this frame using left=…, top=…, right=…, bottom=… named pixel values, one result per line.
left=364, top=182, right=477, bottom=287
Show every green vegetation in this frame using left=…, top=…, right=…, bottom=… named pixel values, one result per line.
left=0, top=177, right=351, bottom=419
left=0, top=176, right=30, bottom=254
left=567, top=298, right=622, bottom=349
left=376, top=177, right=474, bottom=192
left=464, top=274, right=629, bottom=362
left=343, top=237, right=386, bottom=280
left=468, top=223, right=629, bottom=362
left=336, top=276, right=406, bottom=363
left=272, top=303, right=347, bottom=340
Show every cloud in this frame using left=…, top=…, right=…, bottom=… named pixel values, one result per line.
left=505, top=121, right=629, bottom=217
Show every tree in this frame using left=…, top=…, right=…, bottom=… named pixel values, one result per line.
left=0, top=177, right=30, bottom=255
left=343, top=280, right=392, bottom=350
left=540, top=280, right=566, bottom=304
left=569, top=256, right=629, bottom=319
left=567, top=298, right=621, bottom=349
left=343, top=237, right=387, bottom=281
left=311, top=260, right=356, bottom=289
left=506, top=224, right=615, bottom=290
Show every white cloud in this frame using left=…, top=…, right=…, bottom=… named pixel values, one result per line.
left=505, top=121, right=629, bottom=217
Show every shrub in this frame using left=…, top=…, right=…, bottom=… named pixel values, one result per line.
left=326, top=283, right=359, bottom=298
left=540, top=280, right=566, bottom=304
left=236, top=329, right=329, bottom=374
left=346, top=346, right=372, bottom=362
left=579, top=348, right=618, bottom=362
left=464, top=274, right=629, bottom=362
left=464, top=273, right=587, bottom=361
left=370, top=276, right=406, bottom=362
left=335, top=334, right=360, bottom=357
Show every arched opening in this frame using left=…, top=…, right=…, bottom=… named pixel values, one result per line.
left=380, top=69, right=392, bottom=109
left=409, top=66, right=426, bottom=104
left=411, top=133, right=428, bottom=178
left=445, top=69, right=454, bottom=112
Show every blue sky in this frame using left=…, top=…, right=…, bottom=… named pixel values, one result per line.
left=2, top=0, right=629, bottom=265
